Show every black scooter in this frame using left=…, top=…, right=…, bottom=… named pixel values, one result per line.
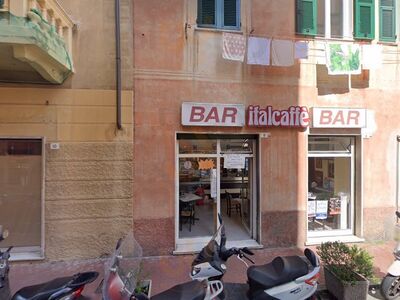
left=0, top=226, right=98, bottom=300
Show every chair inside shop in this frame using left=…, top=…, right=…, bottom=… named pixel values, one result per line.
left=225, top=191, right=242, bottom=218
left=179, top=201, right=196, bottom=231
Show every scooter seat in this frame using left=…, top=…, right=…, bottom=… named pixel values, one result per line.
left=11, top=276, right=74, bottom=300
left=247, top=256, right=309, bottom=291
left=151, top=280, right=206, bottom=300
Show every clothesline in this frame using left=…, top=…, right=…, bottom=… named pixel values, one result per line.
left=222, top=32, right=389, bottom=72
left=224, top=29, right=398, bottom=45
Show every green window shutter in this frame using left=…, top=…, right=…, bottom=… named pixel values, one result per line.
left=224, top=0, right=238, bottom=27
left=296, top=0, right=317, bottom=36
left=380, top=0, right=396, bottom=41
left=0, top=0, right=3, bottom=8
left=355, top=0, right=375, bottom=39
left=198, top=0, right=216, bottom=26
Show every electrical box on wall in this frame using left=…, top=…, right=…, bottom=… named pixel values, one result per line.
left=50, top=143, right=60, bottom=150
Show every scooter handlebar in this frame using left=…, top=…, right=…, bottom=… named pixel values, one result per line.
left=241, top=247, right=254, bottom=255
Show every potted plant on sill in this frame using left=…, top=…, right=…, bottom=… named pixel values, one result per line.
left=317, top=241, right=374, bottom=300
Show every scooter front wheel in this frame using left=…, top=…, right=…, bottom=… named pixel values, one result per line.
left=381, top=275, right=400, bottom=300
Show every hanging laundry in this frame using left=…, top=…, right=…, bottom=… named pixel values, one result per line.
left=222, top=32, right=246, bottom=62
left=325, top=43, right=361, bottom=75
left=361, top=44, right=383, bottom=70
left=295, top=41, right=309, bottom=59
left=271, top=39, right=295, bottom=67
left=247, top=37, right=271, bottom=66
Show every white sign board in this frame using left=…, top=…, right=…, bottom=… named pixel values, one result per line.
left=182, top=102, right=245, bottom=127
left=316, top=200, right=328, bottom=220
left=223, top=154, right=246, bottom=169
left=313, top=108, right=367, bottom=128
left=211, top=169, right=217, bottom=198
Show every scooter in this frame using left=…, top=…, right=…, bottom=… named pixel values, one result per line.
left=0, top=226, right=98, bottom=300
left=101, top=232, right=223, bottom=300
left=381, top=211, right=400, bottom=300
left=190, top=214, right=320, bottom=300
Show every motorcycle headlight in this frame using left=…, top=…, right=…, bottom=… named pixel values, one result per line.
left=191, top=266, right=201, bottom=276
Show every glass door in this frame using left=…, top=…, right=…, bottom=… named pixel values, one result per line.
left=220, top=139, right=255, bottom=241
left=178, top=139, right=218, bottom=239
left=177, top=135, right=258, bottom=248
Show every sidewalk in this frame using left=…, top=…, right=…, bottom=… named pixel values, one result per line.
left=8, top=241, right=397, bottom=299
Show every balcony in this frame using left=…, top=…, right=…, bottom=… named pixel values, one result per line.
left=0, top=0, right=74, bottom=84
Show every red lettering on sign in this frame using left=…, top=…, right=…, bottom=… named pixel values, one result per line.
left=189, top=106, right=205, bottom=122
left=222, top=107, right=237, bottom=123
left=320, top=111, right=332, bottom=125
left=347, top=110, right=360, bottom=125
left=204, top=107, right=220, bottom=123
left=332, top=111, right=344, bottom=125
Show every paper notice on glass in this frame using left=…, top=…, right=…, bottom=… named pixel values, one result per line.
left=316, top=200, right=328, bottom=220
left=308, top=201, right=316, bottom=217
left=224, top=154, right=246, bottom=169
left=211, top=169, right=217, bottom=198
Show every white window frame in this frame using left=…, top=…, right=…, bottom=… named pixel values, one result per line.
left=307, top=136, right=355, bottom=238
left=174, top=134, right=260, bottom=253
left=0, top=137, right=45, bottom=261
left=318, top=0, right=353, bottom=39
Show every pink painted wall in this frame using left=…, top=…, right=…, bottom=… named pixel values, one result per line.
left=133, top=0, right=399, bottom=253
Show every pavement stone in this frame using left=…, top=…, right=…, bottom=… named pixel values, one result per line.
left=7, top=241, right=397, bottom=299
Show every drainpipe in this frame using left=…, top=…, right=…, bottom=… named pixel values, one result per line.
left=397, top=136, right=400, bottom=221
left=115, top=0, right=122, bottom=130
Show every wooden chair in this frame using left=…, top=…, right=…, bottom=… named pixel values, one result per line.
left=225, top=191, right=242, bottom=218
left=179, top=201, right=195, bottom=231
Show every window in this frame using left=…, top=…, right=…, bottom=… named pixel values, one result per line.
left=296, top=0, right=353, bottom=38
left=380, top=0, right=396, bottom=41
left=197, top=0, right=240, bottom=30
left=354, top=0, right=375, bottom=39
left=0, top=139, right=43, bottom=255
left=307, top=136, right=355, bottom=237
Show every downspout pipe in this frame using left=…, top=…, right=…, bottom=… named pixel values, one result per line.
left=115, top=0, right=122, bottom=130
left=397, top=135, right=400, bottom=221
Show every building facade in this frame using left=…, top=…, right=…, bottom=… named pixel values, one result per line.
left=0, top=0, right=134, bottom=260
left=1, top=0, right=400, bottom=262
left=133, top=0, right=400, bottom=256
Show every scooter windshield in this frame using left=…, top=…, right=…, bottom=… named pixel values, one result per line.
left=102, top=232, right=144, bottom=299
left=192, top=222, right=226, bottom=265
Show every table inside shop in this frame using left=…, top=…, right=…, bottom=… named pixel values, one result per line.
left=179, top=193, right=202, bottom=222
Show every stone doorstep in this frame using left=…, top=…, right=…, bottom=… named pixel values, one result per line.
left=8, top=242, right=396, bottom=299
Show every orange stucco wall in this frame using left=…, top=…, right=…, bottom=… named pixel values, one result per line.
left=133, top=0, right=400, bottom=254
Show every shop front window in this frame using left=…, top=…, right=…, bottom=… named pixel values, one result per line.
left=307, top=136, right=354, bottom=237
left=0, top=139, right=43, bottom=252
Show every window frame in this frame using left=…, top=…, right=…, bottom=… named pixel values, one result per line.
left=296, top=0, right=354, bottom=39
left=307, top=136, right=356, bottom=238
left=197, top=0, right=241, bottom=31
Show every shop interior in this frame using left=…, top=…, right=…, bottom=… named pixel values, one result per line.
left=308, top=156, right=351, bottom=232
left=178, top=138, right=255, bottom=241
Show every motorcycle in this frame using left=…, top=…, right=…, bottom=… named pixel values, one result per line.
left=101, top=232, right=223, bottom=300
left=0, top=225, right=98, bottom=300
left=190, top=214, right=321, bottom=300
left=381, top=211, right=400, bottom=300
